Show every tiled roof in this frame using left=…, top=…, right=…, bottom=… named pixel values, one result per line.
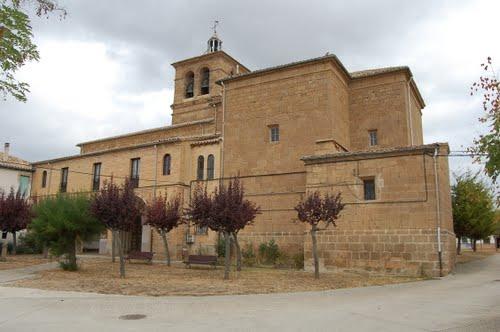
left=33, top=133, right=221, bottom=165
left=0, top=152, right=33, bottom=172
left=350, top=66, right=410, bottom=79
left=218, top=55, right=412, bottom=84
left=301, top=143, right=449, bottom=164
left=76, top=118, right=214, bottom=147
left=218, top=54, right=350, bottom=84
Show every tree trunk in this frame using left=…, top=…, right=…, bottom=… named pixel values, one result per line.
left=456, top=236, right=461, bottom=255
left=117, top=230, right=125, bottom=278
left=111, top=230, right=116, bottom=263
left=159, top=230, right=170, bottom=266
left=67, top=239, right=77, bottom=270
left=12, top=232, right=17, bottom=255
left=233, top=232, right=242, bottom=271
left=311, top=225, right=319, bottom=279
left=472, top=239, right=477, bottom=252
left=0, top=242, right=6, bottom=261
left=42, top=245, right=49, bottom=259
left=223, top=231, right=231, bottom=280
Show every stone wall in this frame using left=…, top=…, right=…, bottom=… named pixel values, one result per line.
left=302, top=144, right=455, bottom=277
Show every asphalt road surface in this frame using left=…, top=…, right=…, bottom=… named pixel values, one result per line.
left=0, top=254, right=498, bottom=331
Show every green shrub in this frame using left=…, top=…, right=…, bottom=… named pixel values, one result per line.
left=2, top=242, right=14, bottom=255
left=258, top=239, right=280, bottom=265
left=242, top=243, right=257, bottom=267
left=15, top=232, right=43, bottom=254
left=216, top=236, right=226, bottom=258
left=59, top=259, right=78, bottom=271
left=292, top=252, right=304, bottom=270
left=274, top=251, right=291, bottom=268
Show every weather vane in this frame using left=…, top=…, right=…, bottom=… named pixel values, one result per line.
left=212, top=20, right=219, bottom=35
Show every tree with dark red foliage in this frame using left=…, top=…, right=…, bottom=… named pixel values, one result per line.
left=0, top=188, right=32, bottom=255
left=144, top=195, right=183, bottom=266
left=90, top=179, right=143, bottom=278
left=295, top=191, right=345, bottom=279
left=186, top=178, right=260, bottom=279
left=470, top=57, right=500, bottom=189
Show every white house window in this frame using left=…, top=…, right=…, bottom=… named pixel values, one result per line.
left=369, top=130, right=378, bottom=146
left=269, top=125, right=280, bottom=142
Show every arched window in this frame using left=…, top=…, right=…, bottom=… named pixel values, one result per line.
left=163, top=154, right=171, bottom=175
left=200, top=68, right=210, bottom=95
left=41, top=170, right=47, bottom=188
left=207, top=154, right=215, bottom=180
left=197, top=155, right=204, bottom=180
left=185, top=71, right=194, bottom=98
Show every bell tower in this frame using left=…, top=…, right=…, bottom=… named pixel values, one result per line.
left=206, top=20, right=222, bottom=53
left=170, top=22, right=250, bottom=125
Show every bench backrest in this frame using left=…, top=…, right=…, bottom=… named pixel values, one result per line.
left=128, top=251, right=153, bottom=259
left=188, top=255, right=217, bottom=263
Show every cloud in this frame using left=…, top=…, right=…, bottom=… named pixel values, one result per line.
left=0, top=0, right=498, bottom=181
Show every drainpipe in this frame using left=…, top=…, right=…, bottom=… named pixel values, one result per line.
left=220, top=81, right=226, bottom=182
left=153, top=144, right=158, bottom=198
left=407, top=78, right=414, bottom=146
left=433, top=145, right=443, bottom=277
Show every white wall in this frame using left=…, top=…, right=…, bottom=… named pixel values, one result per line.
left=0, top=168, right=20, bottom=194
left=0, top=168, right=31, bottom=195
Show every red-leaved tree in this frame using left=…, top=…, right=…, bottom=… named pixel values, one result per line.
left=0, top=188, right=32, bottom=255
left=144, top=195, right=183, bottom=266
left=470, top=57, right=500, bottom=189
left=186, top=178, right=260, bottom=279
left=295, top=191, right=345, bottom=279
left=90, top=179, right=143, bottom=278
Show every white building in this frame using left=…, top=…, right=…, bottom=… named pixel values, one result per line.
left=0, top=143, right=32, bottom=196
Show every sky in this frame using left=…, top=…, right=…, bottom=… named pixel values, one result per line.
left=1, top=0, right=499, bottom=180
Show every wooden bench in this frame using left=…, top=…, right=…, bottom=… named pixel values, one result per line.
left=184, top=255, right=217, bottom=269
left=126, top=251, right=154, bottom=264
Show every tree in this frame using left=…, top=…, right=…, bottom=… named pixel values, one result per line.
left=0, top=187, right=31, bottom=254
left=1, top=0, right=66, bottom=102
left=470, top=57, right=500, bottom=187
left=223, top=178, right=260, bottom=272
left=452, top=172, right=496, bottom=253
left=30, top=194, right=103, bottom=270
left=144, top=195, right=183, bottom=266
left=90, top=179, right=143, bottom=278
left=295, top=191, right=345, bottom=279
left=186, top=178, right=260, bottom=279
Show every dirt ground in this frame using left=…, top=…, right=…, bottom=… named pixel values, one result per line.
left=0, top=255, right=50, bottom=270
left=7, top=258, right=421, bottom=296
left=455, top=250, right=497, bottom=264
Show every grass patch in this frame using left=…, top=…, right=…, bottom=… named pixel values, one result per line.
left=8, top=258, right=421, bottom=296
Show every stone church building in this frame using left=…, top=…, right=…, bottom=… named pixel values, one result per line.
left=31, top=32, right=456, bottom=277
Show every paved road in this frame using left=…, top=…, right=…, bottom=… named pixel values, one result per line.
left=0, top=255, right=498, bottom=332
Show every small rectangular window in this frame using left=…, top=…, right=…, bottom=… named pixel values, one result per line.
left=270, top=125, right=280, bottom=142
left=195, top=225, right=208, bottom=235
left=60, top=168, right=68, bottom=193
left=92, top=163, right=101, bottom=191
left=363, top=178, right=376, bottom=200
left=369, top=130, right=378, bottom=146
left=130, top=158, right=140, bottom=188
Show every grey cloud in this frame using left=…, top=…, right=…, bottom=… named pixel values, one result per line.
left=0, top=0, right=495, bottom=181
